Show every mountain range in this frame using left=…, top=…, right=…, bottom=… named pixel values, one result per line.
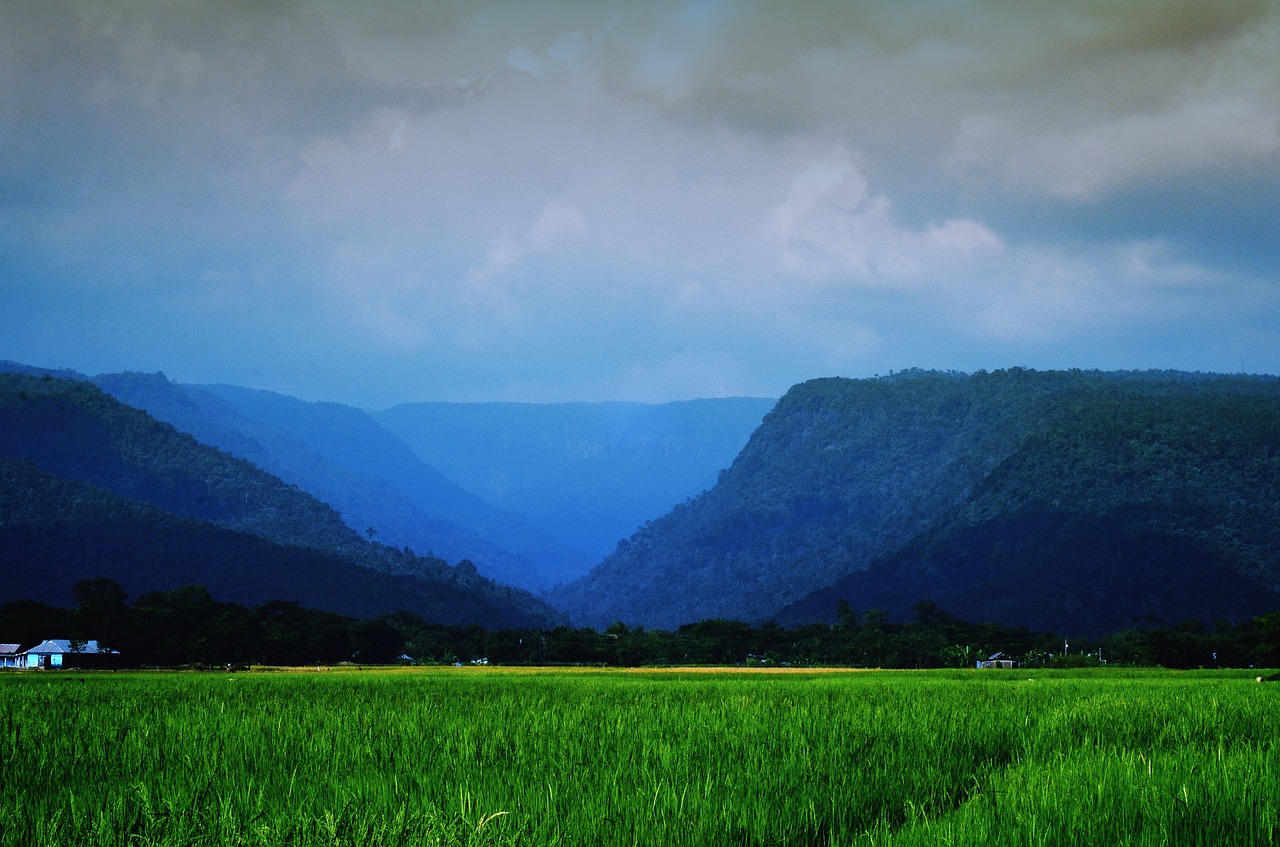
left=553, top=369, right=1280, bottom=636
left=0, top=371, right=557, bottom=627
left=0, top=361, right=770, bottom=612
left=5, top=362, right=1279, bottom=639
left=92, top=373, right=584, bottom=591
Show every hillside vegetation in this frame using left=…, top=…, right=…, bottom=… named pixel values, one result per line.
left=554, top=369, right=1280, bottom=634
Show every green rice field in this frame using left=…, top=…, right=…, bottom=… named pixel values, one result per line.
left=2, top=667, right=1277, bottom=846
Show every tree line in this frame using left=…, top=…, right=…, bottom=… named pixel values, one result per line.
left=2, top=580, right=1277, bottom=669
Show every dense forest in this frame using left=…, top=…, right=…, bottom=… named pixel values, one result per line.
left=4, top=579, right=1278, bottom=670
left=555, top=369, right=1280, bottom=634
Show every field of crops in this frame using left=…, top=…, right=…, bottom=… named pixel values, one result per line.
left=2, top=666, right=1277, bottom=846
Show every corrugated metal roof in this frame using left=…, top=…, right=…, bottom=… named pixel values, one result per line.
left=0, top=644, right=21, bottom=654
left=25, top=639, right=115, bottom=654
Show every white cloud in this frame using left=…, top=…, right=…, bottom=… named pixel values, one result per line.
left=1120, top=240, right=1219, bottom=286
left=529, top=201, right=589, bottom=250
left=954, top=234, right=1248, bottom=351
left=767, top=147, right=1003, bottom=283
left=505, top=46, right=543, bottom=77
left=319, top=243, right=436, bottom=351
left=968, top=257, right=1101, bottom=344
left=467, top=200, right=589, bottom=288
left=926, top=219, right=1005, bottom=257
left=455, top=200, right=591, bottom=345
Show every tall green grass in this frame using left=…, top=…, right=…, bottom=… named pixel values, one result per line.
left=1, top=668, right=1276, bottom=845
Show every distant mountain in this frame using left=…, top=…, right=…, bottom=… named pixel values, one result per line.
left=90, top=373, right=583, bottom=591
left=0, top=373, right=560, bottom=628
left=372, top=398, right=777, bottom=561
left=553, top=369, right=1280, bottom=635
left=0, top=360, right=88, bottom=381
left=0, top=456, right=531, bottom=624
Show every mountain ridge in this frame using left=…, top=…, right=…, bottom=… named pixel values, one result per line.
left=0, top=372, right=560, bottom=627
left=553, top=368, right=1280, bottom=635
left=93, top=373, right=583, bottom=591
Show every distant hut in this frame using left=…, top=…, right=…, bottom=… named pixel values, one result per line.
left=976, top=651, right=1017, bottom=669
left=21, top=639, right=119, bottom=669
left=0, top=644, right=22, bottom=669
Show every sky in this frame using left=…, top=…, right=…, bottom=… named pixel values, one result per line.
left=2, top=1, right=1278, bottom=407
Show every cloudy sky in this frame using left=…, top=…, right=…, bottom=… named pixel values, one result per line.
left=3, top=1, right=1278, bottom=406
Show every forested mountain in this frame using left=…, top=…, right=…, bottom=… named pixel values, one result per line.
left=0, top=373, right=560, bottom=628
left=4, top=361, right=774, bottom=592
left=0, top=361, right=89, bottom=381
left=93, top=373, right=583, bottom=590
left=372, top=398, right=776, bottom=560
left=11, top=362, right=1276, bottom=640
left=553, top=369, right=1280, bottom=635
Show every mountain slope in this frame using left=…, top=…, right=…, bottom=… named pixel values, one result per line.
left=553, top=369, right=1280, bottom=633
left=779, top=375, right=1280, bottom=635
left=372, top=397, right=776, bottom=560
left=92, top=373, right=583, bottom=590
left=0, top=456, right=532, bottom=624
left=0, top=373, right=559, bottom=627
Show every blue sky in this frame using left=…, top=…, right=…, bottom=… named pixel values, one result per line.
left=3, top=1, right=1278, bottom=407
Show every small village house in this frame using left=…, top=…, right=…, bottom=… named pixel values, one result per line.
left=19, top=639, right=119, bottom=669
left=0, top=644, right=22, bottom=669
left=976, top=651, right=1017, bottom=669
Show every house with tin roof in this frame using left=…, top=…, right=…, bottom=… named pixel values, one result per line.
left=0, top=644, right=22, bottom=669
left=976, top=651, right=1017, bottom=669
left=20, top=639, right=119, bottom=669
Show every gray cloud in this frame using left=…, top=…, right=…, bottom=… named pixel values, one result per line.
left=2, top=1, right=1277, bottom=405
